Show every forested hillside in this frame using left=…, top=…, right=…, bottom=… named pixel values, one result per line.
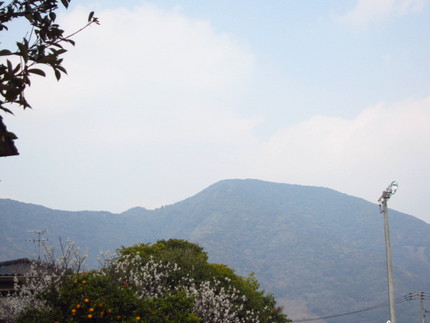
left=1, top=179, right=429, bottom=322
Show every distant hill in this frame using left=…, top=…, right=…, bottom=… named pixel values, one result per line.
left=1, top=179, right=429, bottom=322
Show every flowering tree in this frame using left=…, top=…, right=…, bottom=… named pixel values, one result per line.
left=115, top=239, right=289, bottom=322
left=0, top=238, right=88, bottom=321
left=104, top=255, right=261, bottom=322
left=1, top=239, right=291, bottom=322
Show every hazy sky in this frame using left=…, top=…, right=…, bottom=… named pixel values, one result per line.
left=2, top=0, right=430, bottom=223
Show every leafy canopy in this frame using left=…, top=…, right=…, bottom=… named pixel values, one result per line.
left=0, top=0, right=98, bottom=138
left=11, top=239, right=290, bottom=322
left=117, top=239, right=290, bottom=322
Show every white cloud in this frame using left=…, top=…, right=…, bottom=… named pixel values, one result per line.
left=3, top=2, right=430, bottom=224
left=64, top=4, right=253, bottom=93
left=13, top=3, right=256, bottom=144
left=26, top=3, right=256, bottom=143
left=2, top=3, right=258, bottom=212
left=338, top=0, right=429, bottom=28
left=249, top=97, right=430, bottom=222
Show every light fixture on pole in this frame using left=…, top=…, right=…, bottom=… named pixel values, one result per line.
left=378, top=181, right=398, bottom=323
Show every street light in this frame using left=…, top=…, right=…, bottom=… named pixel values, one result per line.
left=378, top=181, right=398, bottom=323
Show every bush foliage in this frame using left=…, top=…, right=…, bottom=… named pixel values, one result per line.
left=5, top=239, right=290, bottom=322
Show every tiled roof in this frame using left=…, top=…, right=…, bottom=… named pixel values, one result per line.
left=0, top=258, right=32, bottom=276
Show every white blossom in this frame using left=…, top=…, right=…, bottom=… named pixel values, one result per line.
left=1, top=246, right=263, bottom=322
left=0, top=239, right=88, bottom=321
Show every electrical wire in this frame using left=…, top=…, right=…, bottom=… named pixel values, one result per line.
left=292, top=291, right=429, bottom=322
left=292, top=302, right=388, bottom=322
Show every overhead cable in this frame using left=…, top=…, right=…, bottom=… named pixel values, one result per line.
left=292, top=291, right=429, bottom=322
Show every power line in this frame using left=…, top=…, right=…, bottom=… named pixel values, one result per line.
left=292, top=292, right=429, bottom=322
left=292, top=302, right=388, bottom=322
left=402, top=292, right=430, bottom=301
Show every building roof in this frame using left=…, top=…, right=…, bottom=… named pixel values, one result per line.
left=0, top=258, right=61, bottom=277
left=0, top=115, right=19, bottom=157
left=0, top=258, right=32, bottom=276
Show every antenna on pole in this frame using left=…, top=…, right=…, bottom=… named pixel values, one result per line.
left=26, top=229, right=48, bottom=261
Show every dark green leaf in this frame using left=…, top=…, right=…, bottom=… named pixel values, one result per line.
left=17, top=42, right=28, bottom=62
left=51, top=43, right=64, bottom=49
left=38, top=55, right=57, bottom=64
left=0, top=106, right=14, bottom=115
left=51, top=48, right=67, bottom=56
left=28, top=68, right=46, bottom=77
left=56, top=65, right=67, bottom=74
left=4, top=87, right=20, bottom=101
left=60, top=0, right=69, bottom=9
left=12, top=63, right=21, bottom=74
left=6, top=60, right=13, bottom=74
left=0, top=49, right=12, bottom=56
left=66, top=39, right=75, bottom=46
left=88, top=11, right=94, bottom=22
left=54, top=69, right=61, bottom=81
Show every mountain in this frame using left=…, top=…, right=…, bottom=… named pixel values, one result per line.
left=1, top=179, right=429, bottom=322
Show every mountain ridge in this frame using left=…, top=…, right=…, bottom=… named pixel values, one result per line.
left=1, top=179, right=429, bottom=322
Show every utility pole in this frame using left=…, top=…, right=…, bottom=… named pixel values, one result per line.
left=27, top=229, right=48, bottom=260
left=404, top=291, right=428, bottom=323
left=419, top=291, right=425, bottom=323
left=378, top=181, right=398, bottom=323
